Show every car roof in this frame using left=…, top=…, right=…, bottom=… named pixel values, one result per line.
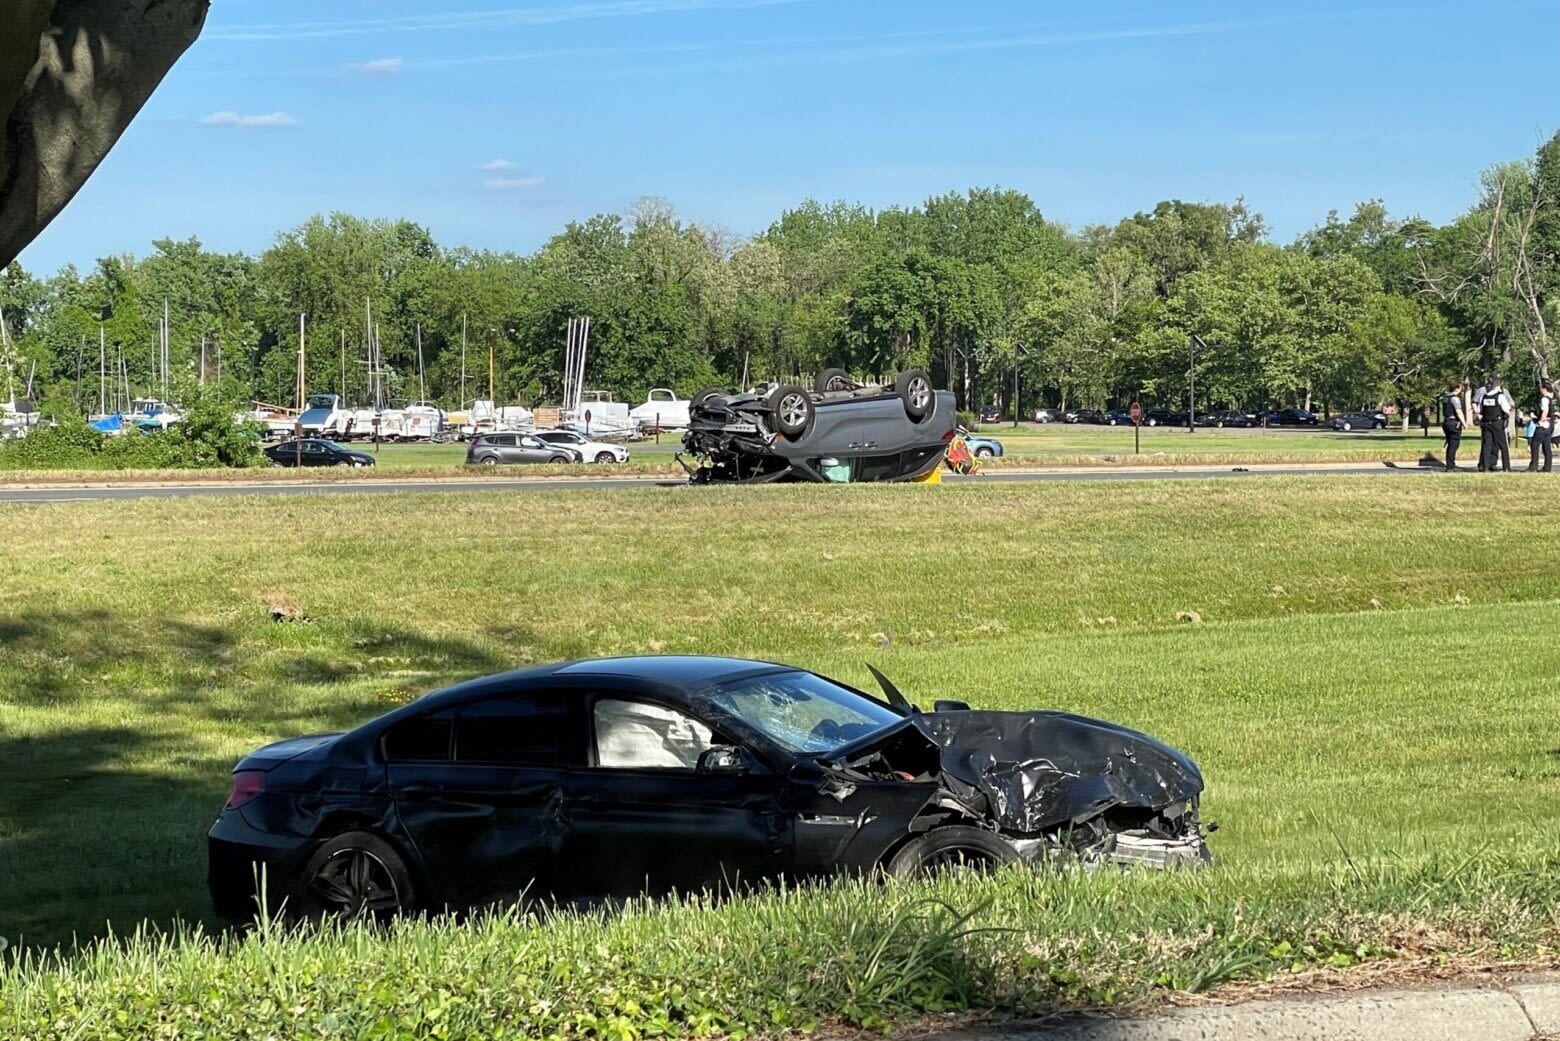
left=555, top=655, right=787, bottom=683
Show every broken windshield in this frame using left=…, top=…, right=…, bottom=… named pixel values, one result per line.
left=704, top=670, right=903, bottom=754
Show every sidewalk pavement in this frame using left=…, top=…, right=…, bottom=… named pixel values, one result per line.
left=926, top=974, right=1560, bottom=1041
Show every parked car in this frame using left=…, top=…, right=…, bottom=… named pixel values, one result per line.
left=1202, top=409, right=1256, bottom=428
left=533, top=429, right=630, bottom=463
left=1330, top=411, right=1388, bottom=431
left=208, top=655, right=1211, bottom=921
left=681, top=368, right=954, bottom=484
left=1103, top=409, right=1135, bottom=426
left=1033, top=408, right=1063, bottom=424
left=264, top=438, right=376, bottom=468
left=1142, top=409, right=1188, bottom=427
left=978, top=404, right=1002, bottom=424
left=957, top=426, right=1004, bottom=459
left=1063, top=408, right=1103, bottom=424
left=465, top=432, right=580, bottom=466
left=1264, top=408, right=1319, bottom=427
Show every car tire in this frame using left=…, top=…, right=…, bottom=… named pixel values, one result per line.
left=1147, top=418, right=1158, bottom=427
left=691, top=386, right=727, bottom=410
left=974, top=446, right=995, bottom=458
left=480, top=456, right=498, bottom=466
left=1108, top=419, right=1118, bottom=426
left=885, top=825, right=1021, bottom=879
left=1216, top=421, right=1224, bottom=428
left=1342, top=421, right=1353, bottom=431
left=289, top=830, right=416, bottom=920
left=814, top=367, right=853, bottom=394
left=768, top=383, right=815, bottom=439
left=549, top=454, right=572, bottom=464
left=594, top=451, right=616, bottom=464
left=895, top=369, right=934, bottom=422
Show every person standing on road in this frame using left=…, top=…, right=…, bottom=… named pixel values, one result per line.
left=1474, top=373, right=1514, bottom=472
left=1443, top=378, right=1468, bottom=470
left=1528, top=381, right=1554, bottom=473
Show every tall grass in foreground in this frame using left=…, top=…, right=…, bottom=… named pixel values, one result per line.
left=4, top=852, right=1559, bottom=1041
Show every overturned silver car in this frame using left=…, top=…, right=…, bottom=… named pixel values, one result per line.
left=679, top=368, right=957, bottom=483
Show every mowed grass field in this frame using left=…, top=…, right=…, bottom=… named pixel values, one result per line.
left=4, top=476, right=1560, bottom=1037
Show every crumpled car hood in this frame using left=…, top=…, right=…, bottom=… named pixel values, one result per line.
left=914, top=710, right=1204, bottom=833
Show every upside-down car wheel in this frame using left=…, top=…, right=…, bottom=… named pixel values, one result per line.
left=691, top=386, right=727, bottom=410
left=769, top=384, right=814, bottom=438
left=814, top=368, right=853, bottom=393
left=895, top=369, right=934, bottom=422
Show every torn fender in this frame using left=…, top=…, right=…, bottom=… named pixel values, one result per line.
left=914, top=710, right=1204, bottom=833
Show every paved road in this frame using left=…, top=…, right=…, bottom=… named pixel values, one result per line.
left=0, top=462, right=1432, bottom=503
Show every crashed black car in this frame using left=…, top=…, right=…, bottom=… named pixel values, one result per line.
left=209, top=656, right=1211, bottom=919
left=679, top=368, right=956, bottom=483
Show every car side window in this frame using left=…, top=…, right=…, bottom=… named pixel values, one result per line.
left=382, top=710, right=455, bottom=762
left=592, top=698, right=716, bottom=770
left=520, top=436, right=543, bottom=449
left=455, top=692, right=579, bottom=766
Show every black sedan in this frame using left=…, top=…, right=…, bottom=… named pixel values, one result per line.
left=264, top=439, right=376, bottom=467
left=1330, top=411, right=1388, bottom=431
left=1063, top=408, right=1104, bottom=424
left=209, top=656, right=1210, bottom=919
left=1202, top=410, right=1256, bottom=428
left=1142, top=409, right=1188, bottom=427
left=978, top=404, right=1002, bottom=423
left=1101, top=409, right=1135, bottom=426
left=1263, top=408, right=1319, bottom=427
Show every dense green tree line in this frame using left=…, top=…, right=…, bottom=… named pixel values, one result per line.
left=2, top=133, right=1557, bottom=419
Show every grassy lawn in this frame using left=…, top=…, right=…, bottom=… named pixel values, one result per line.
left=3, top=476, right=1560, bottom=1037
left=971, top=421, right=1444, bottom=463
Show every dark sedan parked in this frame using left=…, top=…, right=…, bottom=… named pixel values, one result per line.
left=1063, top=408, right=1103, bottom=424
left=209, top=656, right=1211, bottom=920
left=1102, top=409, right=1135, bottom=426
left=1330, top=411, right=1388, bottom=431
left=465, top=433, right=579, bottom=466
left=1264, top=408, right=1319, bottom=427
left=1202, top=410, right=1256, bottom=428
left=1142, top=409, right=1188, bottom=427
left=264, top=439, right=376, bottom=468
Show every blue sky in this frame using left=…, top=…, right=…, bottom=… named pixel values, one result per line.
left=18, top=0, right=1559, bottom=273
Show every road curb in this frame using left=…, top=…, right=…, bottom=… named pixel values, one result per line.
left=924, top=976, right=1560, bottom=1041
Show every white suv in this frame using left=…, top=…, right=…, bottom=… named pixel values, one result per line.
left=533, top=429, right=630, bottom=464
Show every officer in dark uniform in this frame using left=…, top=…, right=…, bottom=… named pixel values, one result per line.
left=1528, top=381, right=1554, bottom=473
left=1474, top=373, right=1513, bottom=472
left=1442, top=378, right=1467, bottom=470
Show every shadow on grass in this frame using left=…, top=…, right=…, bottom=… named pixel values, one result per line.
left=0, top=610, right=518, bottom=949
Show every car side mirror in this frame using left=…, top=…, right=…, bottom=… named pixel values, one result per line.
left=696, top=746, right=749, bottom=776
left=933, top=699, right=972, bottom=712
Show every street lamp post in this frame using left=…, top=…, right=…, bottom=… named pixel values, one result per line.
left=1013, top=344, right=1027, bottom=429
left=1188, top=334, right=1208, bottom=434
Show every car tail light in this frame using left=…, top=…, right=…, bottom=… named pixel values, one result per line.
left=226, top=770, right=266, bottom=810
left=942, top=428, right=956, bottom=442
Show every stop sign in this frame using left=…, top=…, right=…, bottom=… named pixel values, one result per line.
left=1129, top=401, right=1143, bottom=425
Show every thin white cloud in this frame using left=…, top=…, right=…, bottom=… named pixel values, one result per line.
left=199, top=111, right=298, bottom=128
left=346, top=57, right=403, bottom=78
left=483, top=176, right=546, bottom=191
left=482, top=159, right=519, bottom=172
left=209, top=0, right=810, bottom=41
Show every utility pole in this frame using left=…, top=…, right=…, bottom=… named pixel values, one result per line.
left=461, top=313, right=468, bottom=409
left=1188, top=334, right=1207, bottom=434
left=1012, top=345, right=1027, bottom=429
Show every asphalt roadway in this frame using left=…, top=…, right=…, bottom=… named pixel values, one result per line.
left=0, top=461, right=1438, bottom=503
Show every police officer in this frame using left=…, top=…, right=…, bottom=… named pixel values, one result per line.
left=1474, top=373, right=1514, bottom=472
left=1442, top=378, right=1468, bottom=470
left=1528, top=380, right=1554, bottom=473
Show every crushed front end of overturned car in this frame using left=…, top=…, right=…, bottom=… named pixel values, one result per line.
left=678, top=368, right=957, bottom=483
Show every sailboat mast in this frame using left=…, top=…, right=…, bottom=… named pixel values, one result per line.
left=99, top=325, right=106, bottom=415
left=296, top=313, right=307, bottom=412
left=162, top=298, right=170, bottom=400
